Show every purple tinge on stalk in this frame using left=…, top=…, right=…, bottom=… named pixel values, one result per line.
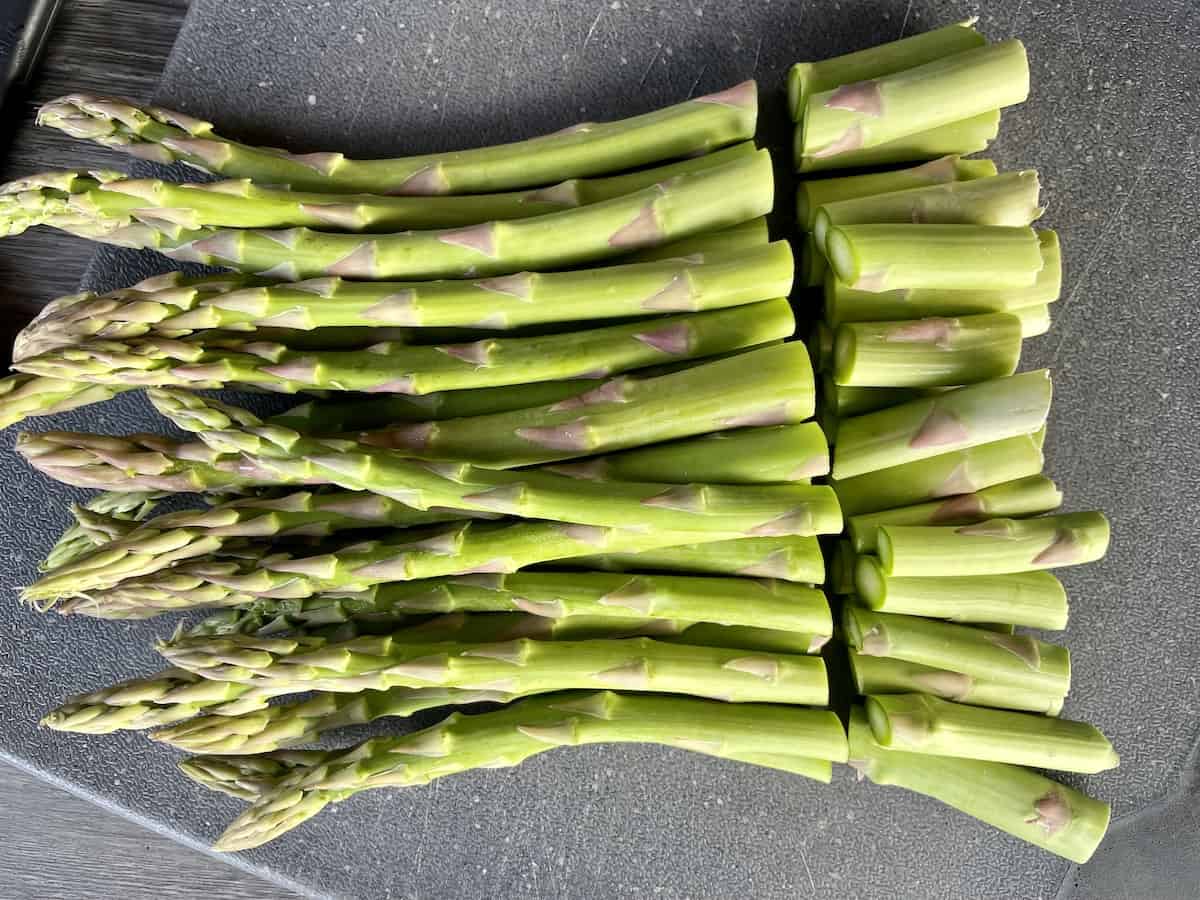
left=930, top=492, right=987, bottom=523
left=749, top=509, right=814, bottom=537
left=550, top=378, right=629, bottom=411
left=513, top=596, right=568, bottom=618
left=1032, top=529, right=1083, bottom=565
left=347, top=553, right=412, bottom=581
left=325, top=241, right=379, bottom=277
left=460, top=484, right=525, bottom=514
left=598, top=579, right=655, bottom=614
left=260, top=359, right=320, bottom=385
left=255, top=262, right=301, bottom=281
left=982, top=632, right=1043, bottom=670
left=477, top=273, right=534, bottom=299
left=439, top=341, right=493, bottom=365
left=1026, top=791, right=1073, bottom=835
left=290, top=277, right=339, bottom=296
left=361, top=291, right=418, bottom=324
left=910, top=407, right=971, bottom=449
left=956, top=520, right=1018, bottom=538
left=190, top=231, right=241, bottom=261
left=809, top=122, right=865, bottom=159
left=363, top=376, right=417, bottom=394
left=543, top=459, right=607, bottom=480
left=301, top=204, right=367, bottom=229
left=437, top=224, right=497, bottom=257
left=634, top=322, right=692, bottom=355
left=722, top=657, right=779, bottom=681
left=641, top=486, right=706, bottom=512
left=159, top=137, right=232, bottom=168
left=258, top=228, right=301, bottom=248
left=790, top=453, right=831, bottom=480
left=720, top=403, right=794, bottom=428
left=592, top=660, right=651, bottom=690
left=514, top=421, right=591, bottom=451
left=858, top=625, right=890, bottom=657
left=886, top=318, right=959, bottom=349
left=737, top=551, right=794, bottom=579
left=641, top=275, right=696, bottom=311
left=850, top=270, right=890, bottom=292
left=695, top=81, right=756, bottom=109
left=910, top=669, right=975, bottom=701
left=825, top=81, right=884, bottom=116
left=522, top=181, right=580, bottom=207
left=388, top=166, right=450, bottom=196
left=453, top=557, right=518, bottom=574
left=911, top=155, right=962, bottom=181
left=279, top=151, right=343, bottom=175
left=936, top=463, right=979, bottom=498
left=553, top=523, right=611, bottom=546
left=360, top=423, right=435, bottom=451
left=608, top=204, right=663, bottom=249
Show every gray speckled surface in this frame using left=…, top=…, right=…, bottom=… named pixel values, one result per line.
left=2, top=1, right=1198, bottom=898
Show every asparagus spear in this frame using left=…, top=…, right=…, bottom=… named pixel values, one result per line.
left=796, top=155, right=997, bottom=229
left=878, top=512, right=1111, bottom=576
left=812, top=172, right=1043, bottom=252
left=787, top=21, right=986, bottom=120
left=573, top=535, right=823, bottom=582
left=622, top=216, right=768, bottom=261
left=847, top=474, right=1062, bottom=552
left=180, top=750, right=338, bottom=802
left=17, top=299, right=794, bottom=395
left=40, top=84, right=758, bottom=192
left=546, top=423, right=829, bottom=484
left=824, top=224, right=1044, bottom=293
left=0, top=374, right=134, bottom=430
left=799, top=41, right=1028, bottom=162
left=865, top=693, right=1118, bottom=773
left=796, top=110, right=1000, bottom=174
left=832, top=433, right=1046, bottom=517
left=832, top=313, right=1023, bottom=388
left=1012, top=303, right=1051, bottom=337
left=855, top=556, right=1069, bottom=629
left=848, top=652, right=1064, bottom=715
left=843, top=606, right=1070, bottom=695
left=832, top=370, right=1051, bottom=479
left=1, top=144, right=758, bottom=234
left=40, top=491, right=163, bottom=571
left=33, top=151, right=775, bottom=280
left=828, top=540, right=857, bottom=594
left=215, top=690, right=844, bottom=851
left=847, top=707, right=1109, bottom=863
left=823, top=230, right=1061, bottom=326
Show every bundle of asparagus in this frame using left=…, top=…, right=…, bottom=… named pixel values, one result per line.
left=10, top=77, right=855, bottom=854
left=788, top=26, right=1115, bottom=865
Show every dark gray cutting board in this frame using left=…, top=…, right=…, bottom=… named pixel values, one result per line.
left=2, top=2, right=1198, bottom=898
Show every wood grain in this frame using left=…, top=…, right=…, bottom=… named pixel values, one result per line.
left=0, top=0, right=191, bottom=360
left=0, top=760, right=299, bottom=899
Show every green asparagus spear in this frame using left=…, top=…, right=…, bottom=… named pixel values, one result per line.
left=0, top=144, right=757, bottom=234
left=621, top=216, right=769, bottom=261
left=828, top=539, right=857, bottom=594
left=17, top=299, right=794, bottom=395
left=847, top=474, right=1062, bottom=552
left=877, top=512, right=1111, bottom=576
left=180, top=750, right=338, bottom=802
left=832, top=371, right=1051, bottom=479
left=798, top=41, right=1028, bottom=163
left=831, top=433, right=1046, bottom=517
left=39, top=84, right=758, bottom=193
left=855, top=556, right=1069, bottom=629
left=824, top=224, right=1044, bottom=293
left=847, top=707, right=1109, bottom=863
left=1012, top=303, right=1051, bottom=337
left=0, top=373, right=133, bottom=430
left=843, top=606, right=1070, bottom=695
left=865, top=693, right=1118, bottom=773
left=848, top=652, right=1064, bottom=715
left=572, top=535, right=824, bottom=582
left=823, top=230, right=1061, bottom=326
left=832, top=313, right=1023, bottom=388
left=39, top=491, right=163, bottom=571
left=787, top=21, right=986, bottom=120
left=796, top=110, right=1001, bottom=174
left=796, top=155, right=997, bottom=229
left=33, top=151, right=775, bottom=280
left=214, top=691, right=844, bottom=851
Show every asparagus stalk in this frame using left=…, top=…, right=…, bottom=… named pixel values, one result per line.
left=832, top=313, right=1023, bottom=388
left=353, top=342, right=817, bottom=468
left=572, top=535, right=824, bottom=582
left=39, top=85, right=758, bottom=192
left=847, top=707, right=1110, bottom=863
left=823, top=230, right=1061, bottom=325
left=0, top=144, right=758, bottom=234
left=843, top=606, right=1071, bottom=695
left=546, top=423, right=829, bottom=484
left=855, top=556, right=1069, bottom=629
left=829, top=540, right=857, bottom=594
left=623, top=216, right=768, bottom=261
left=848, top=653, right=1064, bottom=715
left=807, top=321, right=834, bottom=373
left=215, top=690, right=844, bottom=851
left=832, top=370, right=1051, bottom=479
left=832, top=433, right=1045, bottom=517
left=847, top=474, right=1063, bottom=552
left=1012, top=303, right=1051, bottom=337
left=796, top=155, right=997, bottom=229
left=796, top=110, right=1001, bottom=174
left=180, top=751, right=338, bottom=802
left=821, top=379, right=946, bottom=418
left=37, top=151, right=776, bottom=280
left=824, top=224, right=1044, bottom=293
left=787, top=21, right=986, bottom=120
left=812, top=171, right=1043, bottom=251
left=865, top=693, right=1118, bottom=773
left=39, top=491, right=162, bottom=571
left=17, top=299, right=795, bottom=395
left=799, top=41, right=1028, bottom=162
left=0, top=373, right=134, bottom=430
left=798, top=233, right=828, bottom=287
left=878, top=512, right=1111, bottom=576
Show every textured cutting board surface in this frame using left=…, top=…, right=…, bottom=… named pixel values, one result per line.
left=3, top=2, right=1199, bottom=898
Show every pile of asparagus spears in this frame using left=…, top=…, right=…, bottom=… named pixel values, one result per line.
left=4, top=82, right=853, bottom=852
left=0, top=19, right=1117, bottom=867
left=791, top=22, right=1114, bottom=864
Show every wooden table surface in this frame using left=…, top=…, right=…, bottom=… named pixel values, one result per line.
left=0, top=2, right=296, bottom=896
